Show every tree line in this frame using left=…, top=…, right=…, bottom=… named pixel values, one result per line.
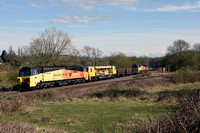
left=1, top=27, right=200, bottom=71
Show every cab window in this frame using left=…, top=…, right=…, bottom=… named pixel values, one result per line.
left=32, top=69, right=39, bottom=75
left=90, top=68, right=92, bottom=72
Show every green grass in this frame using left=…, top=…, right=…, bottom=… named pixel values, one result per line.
left=2, top=79, right=200, bottom=132
left=0, top=71, right=18, bottom=86
left=2, top=99, right=176, bottom=132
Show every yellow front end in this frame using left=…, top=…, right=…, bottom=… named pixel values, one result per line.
left=138, top=66, right=143, bottom=73
left=17, top=74, right=43, bottom=88
left=17, top=76, right=30, bottom=87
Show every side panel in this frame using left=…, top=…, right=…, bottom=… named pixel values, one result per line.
left=126, top=68, right=132, bottom=75
left=43, top=70, right=63, bottom=82
left=94, top=66, right=116, bottom=79
left=62, top=69, right=87, bottom=80
left=30, top=74, right=43, bottom=87
left=87, top=67, right=95, bottom=81
left=42, top=69, right=87, bottom=82
left=83, top=72, right=89, bottom=80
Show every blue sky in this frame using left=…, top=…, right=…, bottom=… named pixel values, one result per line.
left=1, top=0, right=200, bottom=57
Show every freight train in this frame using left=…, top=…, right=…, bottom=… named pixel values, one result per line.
left=17, top=64, right=148, bottom=91
left=117, top=64, right=148, bottom=77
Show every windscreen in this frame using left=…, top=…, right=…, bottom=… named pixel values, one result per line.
left=19, top=68, right=31, bottom=76
left=132, top=64, right=139, bottom=68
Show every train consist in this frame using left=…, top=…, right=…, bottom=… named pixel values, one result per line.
left=17, top=64, right=148, bottom=90
left=117, top=64, right=148, bottom=77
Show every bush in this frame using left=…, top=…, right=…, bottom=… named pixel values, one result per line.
left=143, top=90, right=200, bottom=132
left=172, top=70, right=200, bottom=83
left=6, top=71, right=18, bottom=84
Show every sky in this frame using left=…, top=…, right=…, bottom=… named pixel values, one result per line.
left=0, top=0, right=200, bottom=57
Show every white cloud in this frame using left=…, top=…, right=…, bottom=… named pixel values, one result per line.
left=75, top=3, right=96, bottom=11
left=48, top=0, right=141, bottom=11
left=30, top=3, right=41, bottom=8
left=148, top=2, right=200, bottom=12
left=111, top=0, right=139, bottom=7
left=52, top=15, right=114, bottom=23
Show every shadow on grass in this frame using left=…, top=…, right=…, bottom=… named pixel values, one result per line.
left=157, top=88, right=200, bottom=102
left=88, top=89, right=147, bottom=99
left=88, top=87, right=200, bottom=103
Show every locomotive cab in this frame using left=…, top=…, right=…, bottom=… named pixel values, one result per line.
left=17, top=67, right=42, bottom=89
left=132, top=64, right=140, bottom=74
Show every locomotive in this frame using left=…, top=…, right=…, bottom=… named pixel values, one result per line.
left=17, top=65, right=117, bottom=90
left=17, top=64, right=147, bottom=91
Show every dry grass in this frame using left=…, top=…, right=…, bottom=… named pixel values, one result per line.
left=0, top=121, right=36, bottom=133
left=0, top=99, right=24, bottom=115
left=0, top=121, right=66, bottom=133
left=142, top=90, right=200, bottom=133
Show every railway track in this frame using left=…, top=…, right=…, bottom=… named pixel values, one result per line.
left=0, top=73, right=173, bottom=100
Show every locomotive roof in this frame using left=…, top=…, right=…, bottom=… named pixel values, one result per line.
left=88, top=66, right=115, bottom=68
left=21, top=66, right=86, bottom=69
left=21, top=66, right=41, bottom=69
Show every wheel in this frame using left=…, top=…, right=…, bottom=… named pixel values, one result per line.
left=82, top=78, right=86, bottom=83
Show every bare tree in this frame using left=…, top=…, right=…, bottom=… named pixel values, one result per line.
left=193, top=43, right=200, bottom=53
left=8, top=46, right=15, bottom=55
left=18, top=46, right=30, bottom=57
left=56, top=45, right=80, bottom=66
left=16, top=46, right=31, bottom=65
left=82, top=46, right=102, bottom=66
left=111, top=51, right=125, bottom=57
left=29, top=27, right=73, bottom=66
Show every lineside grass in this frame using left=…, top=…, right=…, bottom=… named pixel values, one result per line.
left=1, top=82, right=200, bottom=132
left=88, top=82, right=200, bottom=104
left=2, top=99, right=176, bottom=132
